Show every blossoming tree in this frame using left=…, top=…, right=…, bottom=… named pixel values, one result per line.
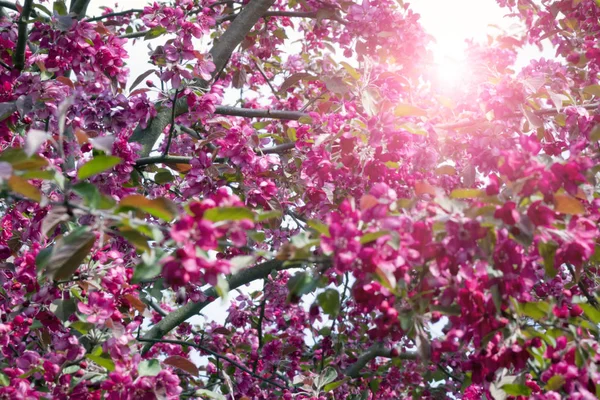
left=0, top=0, right=600, bottom=398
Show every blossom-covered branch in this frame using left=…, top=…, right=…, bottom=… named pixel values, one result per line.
left=129, top=0, right=276, bottom=155
left=140, top=258, right=313, bottom=353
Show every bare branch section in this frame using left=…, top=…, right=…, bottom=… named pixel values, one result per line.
left=135, top=142, right=295, bottom=167
left=129, top=0, right=277, bottom=156
left=217, top=10, right=319, bottom=23
left=344, top=343, right=417, bottom=378
left=0, top=1, right=18, bottom=12
left=85, top=8, right=144, bottom=23
left=69, top=0, right=92, bottom=19
left=12, top=0, right=33, bottom=71
left=140, top=258, right=300, bottom=354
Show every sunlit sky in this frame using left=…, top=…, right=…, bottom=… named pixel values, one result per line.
left=88, top=0, right=554, bottom=91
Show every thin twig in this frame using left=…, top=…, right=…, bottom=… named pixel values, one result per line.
left=85, top=8, right=144, bottom=22
left=13, top=0, right=33, bottom=71
left=0, top=59, right=12, bottom=70
left=135, top=142, right=296, bottom=167
left=566, top=263, right=599, bottom=309
left=252, top=58, right=281, bottom=102
left=253, top=289, right=267, bottom=373
left=137, top=337, right=289, bottom=390
left=163, top=89, right=180, bottom=156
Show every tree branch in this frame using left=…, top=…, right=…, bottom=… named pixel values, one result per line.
left=134, top=142, right=295, bottom=167
left=215, top=106, right=305, bottom=120
left=138, top=338, right=289, bottom=390
left=163, top=89, right=180, bottom=156
left=12, top=0, right=33, bottom=71
left=140, top=258, right=305, bottom=354
left=344, top=343, right=417, bottom=378
left=129, top=0, right=276, bottom=156
left=85, top=8, right=144, bottom=22
left=69, top=0, right=91, bottom=19
left=0, top=1, right=17, bottom=12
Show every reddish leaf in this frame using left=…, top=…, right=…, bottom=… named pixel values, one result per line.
left=163, top=356, right=199, bottom=377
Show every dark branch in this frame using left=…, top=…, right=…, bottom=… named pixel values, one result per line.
left=163, top=89, right=180, bottom=156
left=85, top=8, right=144, bottom=22
left=134, top=142, right=296, bottom=167
left=0, top=1, right=17, bottom=12
left=138, top=338, right=288, bottom=390
left=344, top=343, right=417, bottom=378
left=140, top=258, right=304, bottom=353
left=217, top=10, right=317, bottom=23
left=215, top=106, right=306, bottom=120
left=69, top=0, right=91, bottom=19
left=12, top=0, right=33, bottom=71
left=118, top=31, right=147, bottom=39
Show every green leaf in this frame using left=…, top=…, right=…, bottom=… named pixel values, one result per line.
left=138, top=359, right=161, bottom=377
left=340, top=61, right=361, bottom=80
left=62, top=365, right=80, bottom=375
left=360, top=231, right=389, bottom=245
left=132, top=257, right=162, bottom=284
left=154, top=170, right=174, bottom=184
left=51, top=298, right=76, bottom=322
left=394, top=103, right=427, bottom=117
left=502, top=384, right=532, bottom=396
left=87, top=353, right=115, bottom=371
left=369, top=378, right=381, bottom=393
left=69, top=320, right=93, bottom=334
left=307, top=220, right=330, bottom=236
left=20, top=170, right=54, bottom=180
left=257, top=210, right=282, bottom=222
left=215, top=274, right=229, bottom=298
left=450, top=188, right=484, bottom=199
left=583, top=84, right=600, bottom=97
left=72, top=182, right=101, bottom=209
left=144, top=26, right=167, bottom=40
left=8, top=175, right=41, bottom=202
left=53, top=0, right=68, bottom=15
left=539, top=241, right=558, bottom=278
left=77, top=156, right=121, bottom=180
left=120, top=229, right=151, bottom=253
left=45, top=227, right=96, bottom=281
left=580, top=303, right=600, bottom=324
left=119, top=195, right=177, bottom=221
left=203, top=207, right=253, bottom=222
left=520, top=301, right=550, bottom=320
left=298, top=115, right=313, bottom=124
left=287, top=272, right=317, bottom=299
left=545, top=375, right=566, bottom=391
left=321, top=367, right=338, bottom=386
left=36, top=246, right=53, bottom=273
left=0, top=372, right=8, bottom=386
left=0, top=148, right=48, bottom=170
left=318, top=289, right=340, bottom=317
left=324, top=380, right=345, bottom=392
